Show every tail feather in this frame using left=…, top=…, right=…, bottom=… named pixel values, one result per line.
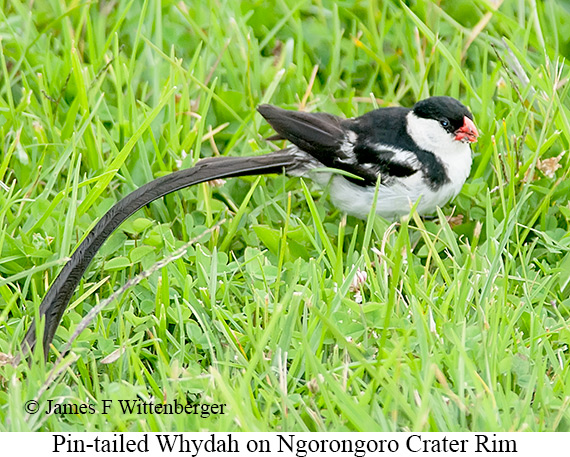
left=20, top=151, right=297, bottom=361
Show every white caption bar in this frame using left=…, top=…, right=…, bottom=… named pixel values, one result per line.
left=3, top=432, right=566, bottom=456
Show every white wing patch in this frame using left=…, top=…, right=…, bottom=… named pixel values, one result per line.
left=365, top=142, right=421, bottom=170
left=337, top=130, right=358, bottom=164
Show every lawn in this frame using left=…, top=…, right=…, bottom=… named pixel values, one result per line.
left=1, top=0, right=570, bottom=432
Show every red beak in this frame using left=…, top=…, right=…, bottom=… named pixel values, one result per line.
left=454, top=116, right=479, bottom=143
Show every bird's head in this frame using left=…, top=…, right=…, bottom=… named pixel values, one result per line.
left=412, top=96, right=479, bottom=145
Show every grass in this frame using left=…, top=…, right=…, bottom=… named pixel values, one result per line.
left=1, top=0, right=570, bottom=432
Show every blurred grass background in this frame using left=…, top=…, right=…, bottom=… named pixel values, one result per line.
left=1, top=0, right=570, bottom=431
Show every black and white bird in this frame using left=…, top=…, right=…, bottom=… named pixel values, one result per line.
left=257, top=95, right=478, bottom=219
left=20, top=95, right=478, bottom=360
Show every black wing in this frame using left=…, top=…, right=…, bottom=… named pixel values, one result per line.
left=258, top=105, right=344, bottom=154
left=257, top=105, right=419, bottom=186
left=258, top=105, right=379, bottom=185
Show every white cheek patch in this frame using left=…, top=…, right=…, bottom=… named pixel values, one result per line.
left=404, top=111, right=473, bottom=209
left=406, top=111, right=472, bottom=184
left=406, top=112, right=455, bottom=151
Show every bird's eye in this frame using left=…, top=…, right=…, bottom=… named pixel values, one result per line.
left=440, top=119, right=449, bottom=127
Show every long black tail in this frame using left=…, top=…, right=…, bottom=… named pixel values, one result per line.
left=20, top=150, right=298, bottom=360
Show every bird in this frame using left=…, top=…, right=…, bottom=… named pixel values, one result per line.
left=258, top=95, right=478, bottom=219
left=19, top=95, right=478, bottom=361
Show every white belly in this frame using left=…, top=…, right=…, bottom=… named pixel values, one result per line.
left=317, top=147, right=471, bottom=220
left=290, top=141, right=472, bottom=220
left=327, top=174, right=460, bottom=219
